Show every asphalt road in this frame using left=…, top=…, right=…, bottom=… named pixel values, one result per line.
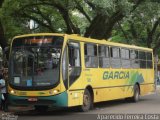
left=1, top=90, right=160, bottom=120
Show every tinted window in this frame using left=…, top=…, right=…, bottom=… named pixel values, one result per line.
left=111, top=47, right=120, bottom=58
left=130, top=50, right=138, bottom=59
left=111, top=47, right=121, bottom=68
left=139, top=51, right=146, bottom=68
left=139, top=51, right=146, bottom=60
left=85, top=44, right=98, bottom=68
left=130, top=50, right=139, bottom=68
left=121, top=48, right=130, bottom=59
left=99, top=45, right=110, bottom=68
left=121, top=48, right=130, bottom=68
left=146, top=52, right=153, bottom=69
left=147, top=53, right=152, bottom=61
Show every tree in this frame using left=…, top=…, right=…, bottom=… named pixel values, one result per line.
left=112, top=1, right=160, bottom=54
left=1, top=0, right=160, bottom=55
left=2, top=0, right=144, bottom=40
left=0, top=0, right=7, bottom=50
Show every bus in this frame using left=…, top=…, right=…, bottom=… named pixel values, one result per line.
left=8, top=33, right=155, bottom=112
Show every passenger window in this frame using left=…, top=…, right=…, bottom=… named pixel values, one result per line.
left=110, top=47, right=121, bottom=68
left=111, top=47, right=120, bottom=58
left=139, top=51, right=146, bottom=69
left=121, top=48, right=130, bottom=68
left=130, top=50, right=139, bottom=68
left=98, top=45, right=110, bottom=68
left=146, top=52, right=153, bottom=69
left=84, top=44, right=98, bottom=68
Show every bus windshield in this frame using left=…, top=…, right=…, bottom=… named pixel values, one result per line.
left=9, top=36, right=63, bottom=89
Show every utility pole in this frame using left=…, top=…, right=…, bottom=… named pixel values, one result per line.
left=154, top=54, right=159, bottom=90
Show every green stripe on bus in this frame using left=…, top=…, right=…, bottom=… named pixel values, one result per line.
left=8, top=91, right=68, bottom=107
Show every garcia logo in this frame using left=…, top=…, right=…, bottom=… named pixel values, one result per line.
left=103, top=71, right=130, bottom=80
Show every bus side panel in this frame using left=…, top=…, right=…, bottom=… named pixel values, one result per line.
left=92, top=69, right=127, bottom=102
left=124, top=69, right=155, bottom=97
left=68, top=90, right=83, bottom=107
left=140, top=84, right=155, bottom=96
left=140, top=69, right=155, bottom=96
left=125, top=69, right=145, bottom=97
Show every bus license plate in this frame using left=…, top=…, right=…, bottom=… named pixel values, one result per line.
left=28, top=98, right=38, bottom=102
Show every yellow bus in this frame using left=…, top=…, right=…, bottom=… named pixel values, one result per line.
left=8, top=33, right=155, bottom=112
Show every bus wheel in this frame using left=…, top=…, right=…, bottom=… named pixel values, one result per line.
left=132, top=84, right=140, bottom=102
left=80, top=89, right=92, bottom=112
left=34, top=105, right=49, bottom=112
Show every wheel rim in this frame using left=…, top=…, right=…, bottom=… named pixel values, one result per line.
left=135, top=88, right=139, bottom=101
left=84, top=94, right=90, bottom=107
left=82, top=90, right=91, bottom=111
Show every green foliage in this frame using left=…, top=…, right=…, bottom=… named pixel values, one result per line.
left=112, top=1, right=160, bottom=51
left=0, top=0, right=160, bottom=55
left=91, top=0, right=134, bottom=15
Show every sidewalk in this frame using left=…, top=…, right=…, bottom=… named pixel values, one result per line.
left=156, top=85, right=160, bottom=93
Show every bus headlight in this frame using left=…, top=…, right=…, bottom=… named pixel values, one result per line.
left=10, top=90, right=15, bottom=94
left=53, top=90, right=59, bottom=94
left=49, top=90, right=59, bottom=95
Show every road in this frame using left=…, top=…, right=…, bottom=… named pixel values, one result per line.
left=1, top=90, right=160, bottom=120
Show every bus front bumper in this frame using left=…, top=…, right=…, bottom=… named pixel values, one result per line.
left=8, top=91, right=68, bottom=107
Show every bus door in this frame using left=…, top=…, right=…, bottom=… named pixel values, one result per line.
left=68, top=41, right=81, bottom=88
left=67, top=41, right=82, bottom=106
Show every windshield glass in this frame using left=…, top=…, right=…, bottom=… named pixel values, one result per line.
left=10, top=36, right=63, bottom=88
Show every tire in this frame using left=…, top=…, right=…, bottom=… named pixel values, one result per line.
left=131, top=84, right=140, bottom=102
left=80, top=89, right=93, bottom=112
left=34, top=105, right=49, bottom=112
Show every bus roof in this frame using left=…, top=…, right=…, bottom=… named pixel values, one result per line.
left=13, top=33, right=152, bottom=52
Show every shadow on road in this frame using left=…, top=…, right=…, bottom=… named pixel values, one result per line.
left=13, top=97, right=151, bottom=116
left=94, top=98, right=149, bottom=109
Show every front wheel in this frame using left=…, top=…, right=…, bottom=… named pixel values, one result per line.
left=79, top=89, right=93, bottom=112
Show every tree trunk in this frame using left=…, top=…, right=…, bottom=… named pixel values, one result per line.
left=0, top=0, right=7, bottom=50
left=84, top=11, right=124, bottom=40
left=0, top=22, right=7, bottom=50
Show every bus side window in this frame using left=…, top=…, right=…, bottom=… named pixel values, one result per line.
left=68, top=41, right=81, bottom=86
left=139, top=51, right=147, bottom=69
left=130, top=50, right=139, bottom=68
left=121, top=48, right=130, bottom=68
left=84, top=44, right=98, bottom=68
left=146, top=52, right=153, bottom=69
left=98, top=45, right=110, bottom=68
left=110, top=47, right=121, bottom=68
